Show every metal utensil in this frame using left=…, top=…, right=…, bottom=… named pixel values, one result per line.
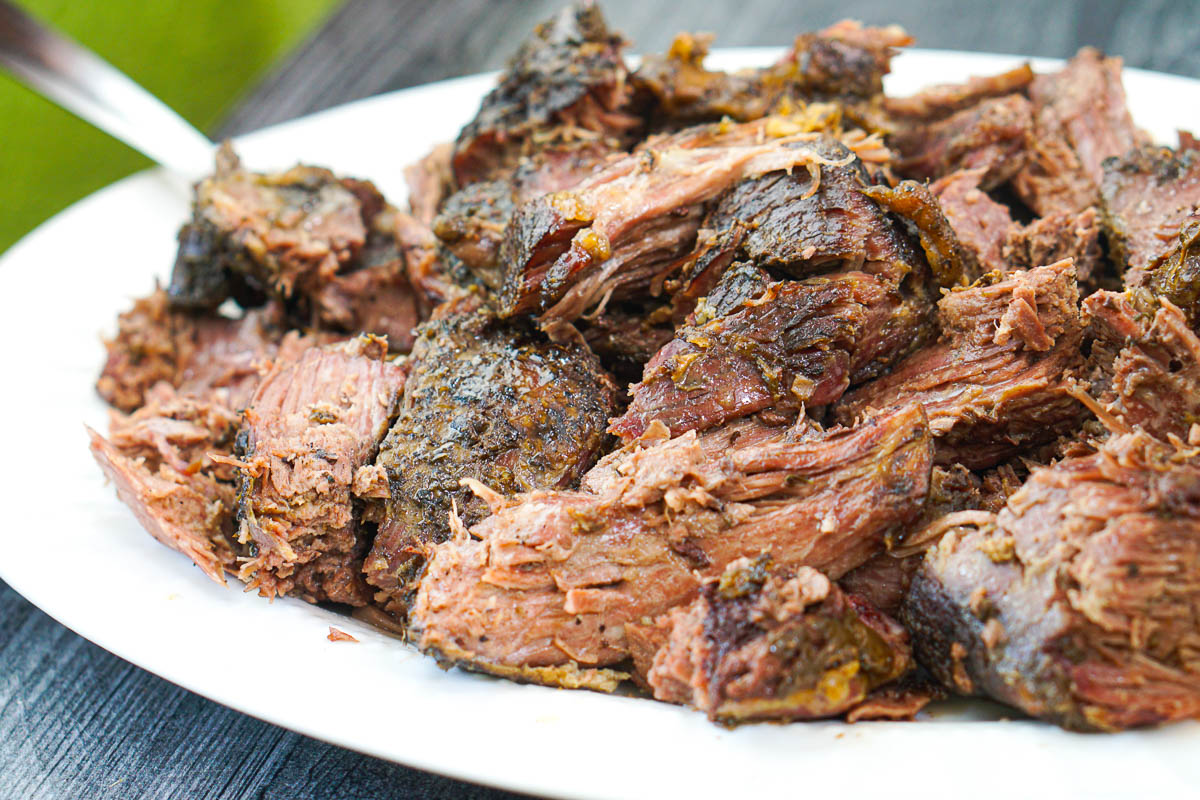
left=0, top=0, right=214, bottom=177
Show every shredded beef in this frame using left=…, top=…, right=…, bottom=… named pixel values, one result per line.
left=931, top=168, right=1016, bottom=274
left=97, top=288, right=291, bottom=413
left=234, top=336, right=407, bottom=605
left=1100, top=144, right=1200, bottom=292
left=611, top=264, right=929, bottom=441
left=1014, top=48, right=1139, bottom=217
left=410, top=405, right=931, bottom=682
left=497, top=119, right=877, bottom=328
left=885, top=64, right=1034, bottom=121
left=1084, top=290, right=1200, bottom=444
left=89, top=384, right=242, bottom=583
left=902, top=431, right=1200, bottom=730
left=836, top=261, right=1086, bottom=468
left=891, top=94, right=1033, bottom=190
left=165, top=146, right=420, bottom=349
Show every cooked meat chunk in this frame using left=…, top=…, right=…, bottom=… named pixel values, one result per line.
left=165, top=146, right=420, bottom=348
left=633, top=22, right=910, bottom=129
left=1084, top=290, right=1200, bottom=443
left=842, top=462, right=989, bottom=615
left=1014, top=48, right=1139, bottom=217
left=432, top=143, right=616, bottom=291
left=610, top=264, right=930, bottom=441
left=393, top=211, right=479, bottom=307
left=97, top=288, right=292, bottom=413
left=431, top=180, right=516, bottom=290
left=234, top=336, right=406, bottom=605
left=902, top=431, right=1200, bottom=731
left=891, top=94, right=1033, bottom=190
left=885, top=64, right=1034, bottom=120
left=931, top=169, right=1016, bottom=273
left=932, top=169, right=1104, bottom=284
left=497, top=119, right=869, bottom=327
left=168, top=145, right=370, bottom=307
left=410, top=405, right=932, bottom=682
left=637, top=556, right=912, bottom=724
left=698, top=138, right=928, bottom=282
left=404, top=142, right=454, bottom=227
left=1005, top=208, right=1104, bottom=288
left=311, top=213, right=421, bottom=351
left=89, top=384, right=242, bottom=583
left=364, top=296, right=618, bottom=618
left=1100, top=144, right=1200, bottom=289
left=836, top=260, right=1086, bottom=468
left=837, top=553, right=923, bottom=620
left=450, top=2, right=639, bottom=187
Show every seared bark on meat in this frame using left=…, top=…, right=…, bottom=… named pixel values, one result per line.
left=885, top=64, right=1034, bottom=121
left=166, top=146, right=420, bottom=348
left=234, top=336, right=406, bottom=605
left=697, top=138, right=926, bottom=282
left=97, top=288, right=291, bottom=413
left=450, top=2, right=639, bottom=187
left=497, top=119, right=873, bottom=327
left=410, top=405, right=932, bottom=683
left=891, top=94, right=1033, bottom=190
left=637, top=556, right=912, bottom=724
left=364, top=296, right=618, bottom=618
left=1100, top=144, right=1200, bottom=291
left=611, top=264, right=930, bottom=441
left=1014, top=48, right=1139, bottom=217
left=902, top=431, right=1200, bottom=731
left=431, top=180, right=515, bottom=290
left=1084, top=290, right=1200, bottom=443
left=633, top=22, right=911, bottom=129
left=836, top=261, right=1086, bottom=468
left=89, top=384, right=242, bottom=583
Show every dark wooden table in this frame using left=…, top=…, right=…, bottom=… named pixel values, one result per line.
left=2, top=0, right=1196, bottom=797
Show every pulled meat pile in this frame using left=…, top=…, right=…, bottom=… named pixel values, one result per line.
left=91, top=1, right=1200, bottom=733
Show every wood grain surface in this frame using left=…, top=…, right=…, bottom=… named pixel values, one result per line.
left=4, top=1, right=1198, bottom=798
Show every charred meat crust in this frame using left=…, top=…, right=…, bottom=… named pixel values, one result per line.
left=611, top=264, right=930, bottom=441
left=364, top=296, right=619, bottom=618
left=450, top=2, right=639, bottom=187
left=632, top=22, right=911, bottom=129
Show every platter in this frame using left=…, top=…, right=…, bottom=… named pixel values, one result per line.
left=2, top=48, right=1198, bottom=799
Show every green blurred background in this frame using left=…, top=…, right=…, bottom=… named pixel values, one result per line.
left=0, top=0, right=339, bottom=254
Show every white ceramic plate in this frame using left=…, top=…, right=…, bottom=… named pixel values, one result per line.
left=3, top=49, right=1199, bottom=800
